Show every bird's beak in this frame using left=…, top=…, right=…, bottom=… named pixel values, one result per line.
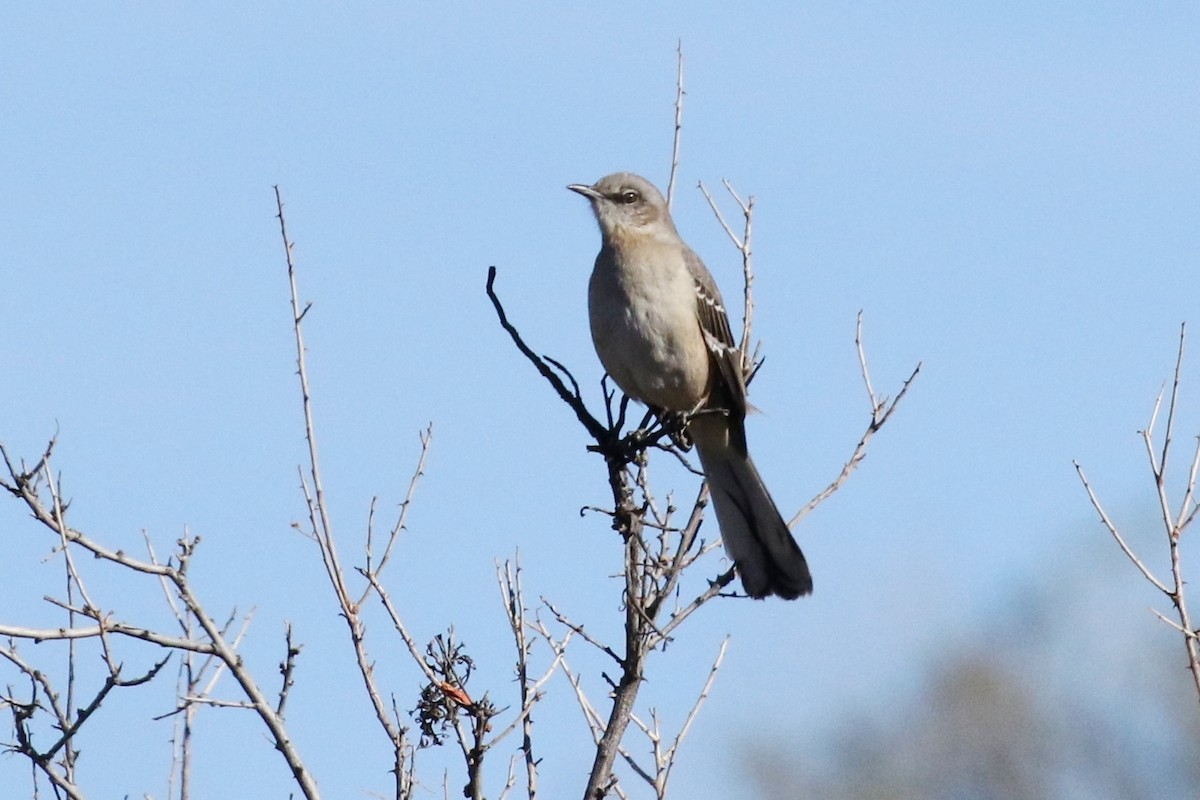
left=567, top=183, right=601, bottom=201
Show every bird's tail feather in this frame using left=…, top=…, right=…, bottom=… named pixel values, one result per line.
left=692, top=417, right=813, bottom=600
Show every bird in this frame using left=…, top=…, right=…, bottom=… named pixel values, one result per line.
left=568, top=172, right=812, bottom=600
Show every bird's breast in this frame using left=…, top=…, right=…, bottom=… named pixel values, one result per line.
left=588, top=248, right=710, bottom=412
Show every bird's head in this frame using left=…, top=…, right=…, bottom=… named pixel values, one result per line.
left=568, top=172, right=678, bottom=244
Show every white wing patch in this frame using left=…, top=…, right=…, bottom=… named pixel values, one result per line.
left=702, top=326, right=738, bottom=359
left=694, top=282, right=725, bottom=315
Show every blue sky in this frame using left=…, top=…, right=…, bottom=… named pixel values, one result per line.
left=2, top=4, right=1198, bottom=798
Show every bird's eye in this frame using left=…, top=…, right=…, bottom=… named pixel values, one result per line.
left=619, top=190, right=640, bottom=204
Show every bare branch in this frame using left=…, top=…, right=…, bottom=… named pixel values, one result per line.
left=1073, top=462, right=1169, bottom=594
left=1180, top=435, right=1200, bottom=531
left=487, top=267, right=610, bottom=443
left=666, top=41, right=684, bottom=210
left=276, top=185, right=353, bottom=617
left=791, top=314, right=921, bottom=527
left=698, top=180, right=742, bottom=250
left=1159, top=323, right=1188, bottom=492
left=492, top=557, right=560, bottom=798
left=1151, top=607, right=1194, bottom=636
left=655, top=637, right=727, bottom=795
left=541, top=598, right=622, bottom=666
left=0, top=621, right=217, bottom=653
left=659, top=568, right=738, bottom=641
left=276, top=623, right=301, bottom=718
left=358, top=423, right=433, bottom=607
left=1079, top=322, right=1200, bottom=708
left=362, top=570, right=449, bottom=690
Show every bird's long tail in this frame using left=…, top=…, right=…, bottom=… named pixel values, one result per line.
left=690, top=414, right=813, bottom=600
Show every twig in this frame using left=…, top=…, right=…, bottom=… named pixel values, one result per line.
left=666, top=42, right=684, bottom=210
left=276, top=623, right=301, bottom=718
left=790, top=314, right=921, bottom=527
left=541, top=598, right=622, bottom=665
left=653, top=637, right=728, bottom=797
left=697, top=179, right=762, bottom=377
left=276, top=185, right=352, bottom=616
left=0, top=458, right=319, bottom=797
left=1073, top=462, right=1169, bottom=593
left=659, top=568, right=738, bottom=641
left=358, top=424, right=433, bottom=608
left=486, top=267, right=609, bottom=442
left=495, top=558, right=540, bottom=798
left=1076, top=322, right=1200, bottom=707
left=276, top=186, right=413, bottom=781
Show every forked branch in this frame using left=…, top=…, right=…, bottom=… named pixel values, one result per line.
left=1075, top=322, right=1200, bottom=707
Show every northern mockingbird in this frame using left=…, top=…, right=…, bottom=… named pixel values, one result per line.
left=569, top=172, right=813, bottom=600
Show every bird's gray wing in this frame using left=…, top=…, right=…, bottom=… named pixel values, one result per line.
left=684, top=247, right=748, bottom=421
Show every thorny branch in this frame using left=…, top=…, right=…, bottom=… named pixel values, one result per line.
left=698, top=178, right=760, bottom=376
left=277, top=188, right=575, bottom=799
left=495, top=558, right=572, bottom=800
left=790, top=313, right=922, bottom=528
left=666, top=41, right=684, bottom=210
left=276, top=185, right=421, bottom=798
left=0, top=439, right=322, bottom=800
left=1075, top=322, right=1200, bottom=707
